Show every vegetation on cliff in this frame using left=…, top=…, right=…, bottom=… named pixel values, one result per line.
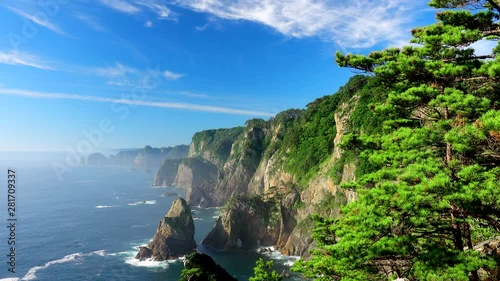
left=294, top=1, right=500, bottom=280
left=191, top=127, right=244, bottom=166
left=179, top=252, right=238, bottom=281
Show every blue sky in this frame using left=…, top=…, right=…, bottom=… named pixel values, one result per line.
left=0, top=0, right=437, bottom=152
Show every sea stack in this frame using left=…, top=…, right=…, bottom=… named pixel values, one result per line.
left=136, top=198, right=196, bottom=261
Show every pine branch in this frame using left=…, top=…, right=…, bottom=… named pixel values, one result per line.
left=486, top=0, right=500, bottom=14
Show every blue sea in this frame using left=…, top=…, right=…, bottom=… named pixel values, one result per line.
left=0, top=153, right=299, bottom=280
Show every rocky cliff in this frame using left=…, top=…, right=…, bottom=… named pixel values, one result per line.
left=156, top=75, right=382, bottom=257
left=87, top=144, right=189, bottom=170
left=136, top=198, right=196, bottom=261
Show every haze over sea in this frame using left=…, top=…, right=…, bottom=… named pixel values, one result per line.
left=0, top=152, right=297, bottom=280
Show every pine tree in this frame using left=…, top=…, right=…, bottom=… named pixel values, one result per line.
left=250, top=258, right=283, bottom=281
left=293, top=1, right=500, bottom=280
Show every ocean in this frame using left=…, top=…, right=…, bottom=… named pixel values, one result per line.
left=0, top=153, right=299, bottom=280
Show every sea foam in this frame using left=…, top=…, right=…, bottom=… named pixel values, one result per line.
left=21, top=250, right=106, bottom=280
left=127, top=200, right=156, bottom=206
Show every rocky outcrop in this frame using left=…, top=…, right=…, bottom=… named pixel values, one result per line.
left=475, top=236, right=500, bottom=280
left=180, top=251, right=237, bottom=281
left=201, top=194, right=299, bottom=252
left=201, top=195, right=279, bottom=250
left=136, top=198, right=196, bottom=261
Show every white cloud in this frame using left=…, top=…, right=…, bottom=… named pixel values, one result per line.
left=106, top=79, right=134, bottom=87
left=5, top=5, right=66, bottom=35
left=93, top=63, right=138, bottom=78
left=73, top=13, right=107, bottom=32
left=145, top=20, right=154, bottom=27
left=136, top=0, right=171, bottom=19
left=97, top=0, right=141, bottom=14
left=172, top=0, right=427, bottom=48
left=98, top=0, right=176, bottom=20
left=0, top=51, right=53, bottom=70
left=164, top=70, right=185, bottom=80
left=0, top=87, right=274, bottom=117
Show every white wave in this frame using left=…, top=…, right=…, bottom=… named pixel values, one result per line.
left=128, top=200, right=156, bottom=206
left=256, top=247, right=300, bottom=267
left=0, top=278, right=20, bottom=281
left=124, top=257, right=171, bottom=268
left=95, top=205, right=118, bottom=209
left=193, top=217, right=202, bottom=221
left=21, top=250, right=106, bottom=280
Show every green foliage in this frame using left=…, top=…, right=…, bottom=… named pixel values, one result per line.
left=191, top=127, right=244, bottom=164
left=295, top=2, right=500, bottom=281
left=281, top=75, right=372, bottom=186
left=223, top=194, right=280, bottom=227
left=250, top=258, right=283, bottom=281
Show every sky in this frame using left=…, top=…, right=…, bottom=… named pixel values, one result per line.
left=0, top=0, right=438, bottom=152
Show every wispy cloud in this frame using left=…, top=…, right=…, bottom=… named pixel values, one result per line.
left=106, top=79, right=134, bottom=87
left=164, top=70, right=185, bottom=80
left=98, top=0, right=176, bottom=20
left=0, top=51, right=53, bottom=70
left=73, top=13, right=107, bottom=32
left=4, top=5, right=66, bottom=35
left=0, top=87, right=274, bottom=117
left=92, top=63, right=138, bottom=78
left=172, top=0, right=427, bottom=48
left=97, top=0, right=141, bottom=14
left=144, top=20, right=154, bottom=27
left=136, top=0, right=171, bottom=19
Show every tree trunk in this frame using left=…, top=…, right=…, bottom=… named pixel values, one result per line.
left=464, top=223, right=480, bottom=281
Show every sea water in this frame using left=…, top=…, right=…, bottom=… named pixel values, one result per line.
left=0, top=153, right=299, bottom=280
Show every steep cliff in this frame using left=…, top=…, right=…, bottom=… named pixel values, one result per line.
left=159, top=75, right=385, bottom=257
left=136, top=198, right=196, bottom=261
left=173, top=157, right=219, bottom=207
left=153, top=159, right=182, bottom=187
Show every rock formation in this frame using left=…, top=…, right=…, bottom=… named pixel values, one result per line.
left=154, top=76, right=375, bottom=258
left=200, top=194, right=299, bottom=251
left=179, top=251, right=237, bottom=281
left=136, top=198, right=196, bottom=261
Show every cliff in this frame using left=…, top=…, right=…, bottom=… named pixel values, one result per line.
left=86, top=144, right=189, bottom=170
left=157, top=75, right=385, bottom=257
left=136, top=198, right=196, bottom=261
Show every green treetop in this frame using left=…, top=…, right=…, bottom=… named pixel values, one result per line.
left=294, top=1, right=500, bottom=281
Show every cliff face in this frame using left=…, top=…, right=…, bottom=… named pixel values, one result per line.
left=136, top=198, right=196, bottom=261
left=173, top=158, right=219, bottom=207
left=157, top=75, right=379, bottom=258
left=153, top=159, right=182, bottom=187
left=201, top=195, right=281, bottom=250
